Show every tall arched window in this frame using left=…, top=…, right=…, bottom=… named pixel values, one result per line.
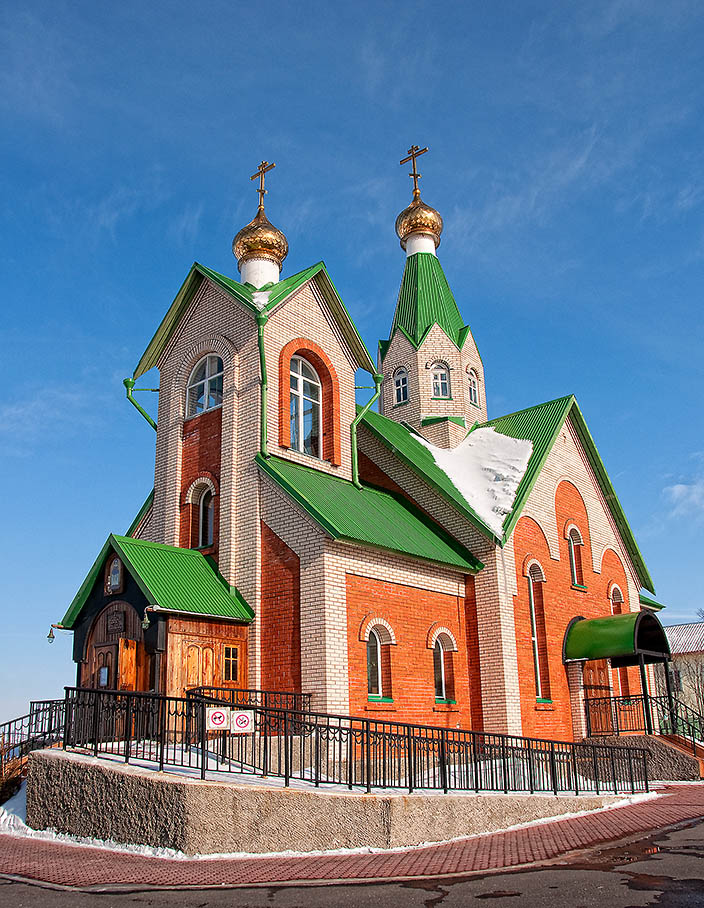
left=290, top=355, right=321, bottom=458
left=468, top=370, right=479, bottom=406
left=432, top=633, right=456, bottom=702
left=610, top=585, right=624, bottom=615
left=186, top=355, right=224, bottom=418
left=394, top=368, right=408, bottom=405
left=431, top=362, right=450, bottom=399
left=567, top=527, right=585, bottom=587
left=199, top=489, right=214, bottom=548
left=527, top=563, right=550, bottom=700
left=367, top=629, right=382, bottom=697
left=610, top=585, right=629, bottom=696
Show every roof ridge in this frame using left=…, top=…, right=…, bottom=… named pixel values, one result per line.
left=481, top=393, right=575, bottom=427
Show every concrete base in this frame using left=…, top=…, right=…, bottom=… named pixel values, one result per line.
left=583, top=735, right=700, bottom=782
left=27, top=749, right=624, bottom=856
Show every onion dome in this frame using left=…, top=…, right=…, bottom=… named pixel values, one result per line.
left=232, top=205, right=289, bottom=273
left=395, top=189, right=443, bottom=251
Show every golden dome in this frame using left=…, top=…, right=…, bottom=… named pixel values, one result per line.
left=232, top=206, right=289, bottom=272
left=395, top=190, right=443, bottom=250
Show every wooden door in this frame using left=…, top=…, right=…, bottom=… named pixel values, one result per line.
left=584, top=659, right=613, bottom=734
left=93, top=644, right=118, bottom=689
left=118, top=639, right=137, bottom=691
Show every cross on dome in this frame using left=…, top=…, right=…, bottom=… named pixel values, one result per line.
left=251, top=160, right=276, bottom=211
left=400, top=145, right=428, bottom=200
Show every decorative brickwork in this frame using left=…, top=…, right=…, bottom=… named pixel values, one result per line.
left=260, top=522, right=301, bottom=693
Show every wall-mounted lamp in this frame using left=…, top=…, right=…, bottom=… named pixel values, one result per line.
left=47, top=627, right=55, bottom=643
left=141, top=609, right=151, bottom=631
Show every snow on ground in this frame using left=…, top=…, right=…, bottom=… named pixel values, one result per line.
left=0, top=773, right=658, bottom=863
left=416, top=427, right=533, bottom=536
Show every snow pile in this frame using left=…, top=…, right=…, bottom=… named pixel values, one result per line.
left=251, top=290, right=271, bottom=311
left=416, top=427, right=533, bottom=535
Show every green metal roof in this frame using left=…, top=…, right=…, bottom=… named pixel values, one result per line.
left=481, top=395, right=655, bottom=593
left=125, top=489, right=154, bottom=538
left=256, top=454, right=483, bottom=573
left=420, top=415, right=467, bottom=428
left=381, top=253, right=478, bottom=359
left=360, top=407, right=498, bottom=541
left=564, top=612, right=669, bottom=666
left=61, top=535, right=254, bottom=629
left=639, top=592, right=666, bottom=611
left=133, top=261, right=375, bottom=379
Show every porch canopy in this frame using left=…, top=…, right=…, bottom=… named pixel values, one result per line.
left=563, top=611, right=670, bottom=668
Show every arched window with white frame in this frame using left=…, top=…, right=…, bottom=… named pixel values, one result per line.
left=527, top=562, right=551, bottom=700
left=567, top=526, right=585, bottom=587
left=432, top=632, right=456, bottom=702
left=365, top=622, right=394, bottom=700
left=394, top=368, right=408, bottom=405
left=610, top=585, right=624, bottom=616
left=198, top=488, right=215, bottom=548
left=290, top=355, right=321, bottom=458
left=367, top=628, right=382, bottom=698
left=431, top=362, right=450, bottom=399
left=467, top=369, right=479, bottom=406
left=186, top=355, right=224, bottom=418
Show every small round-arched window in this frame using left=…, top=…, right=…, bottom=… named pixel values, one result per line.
left=468, top=370, right=479, bottom=406
left=290, top=355, right=322, bottom=458
left=106, top=557, right=122, bottom=594
left=610, top=585, right=624, bottom=615
left=394, top=368, right=408, bottom=405
left=431, top=363, right=450, bottom=399
left=199, top=489, right=215, bottom=548
left=186, top=355, right=224, bottom=418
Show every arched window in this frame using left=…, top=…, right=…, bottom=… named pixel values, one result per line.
left=198, top=489, right=214, bottom=548
left=394, top=368, right=408, bottom=405
left=367, top=628, right=382, bottom=697
left=468, top=370, right=479, bottom=406
left=106, top=556, right=122, bottom=595
left=432, top=633, right=456, bottom=702
left=431, top=363, right=450, bottom=399
left=186, top=355, right=224, bottom=418
left=527, top=563, right=550, bottom=700
left=610, top=585, right=629, bottom=696
left=567, top=527, right=585, bottom=587
left=610, top=585, right=624, bottom=615
left=290, top=355, right=321, bottom=458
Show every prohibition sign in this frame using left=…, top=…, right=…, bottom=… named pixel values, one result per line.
left=206, top=707, right=230, bottom=730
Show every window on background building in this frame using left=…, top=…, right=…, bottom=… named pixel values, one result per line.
left=568, top=527, right=585, bottom=587
left=223, top=645, right=239, bottom=683
left=527, top=563, right=551, bottom=700
left=290, top=355, right=322, bottom=458
left=431, top=363, right=450, bottom=398
left=186, top=355, right=224, bottom=418
left=199, top=489, right=215, bottom=548
left=394, top=368, right=408, bottom=404
left=367, top=629, right=382, bottom=697
left=468, top=370, right=479, bottom=406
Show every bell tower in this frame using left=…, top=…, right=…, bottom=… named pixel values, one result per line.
left=378, top=146, right=487, bottom=448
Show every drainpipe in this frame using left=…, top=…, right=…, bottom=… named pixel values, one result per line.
left=256, top=313, right=269, bottom=458
left=123, top=378, right=157, bottom=431
left=351, top=373, right=383, bottom=489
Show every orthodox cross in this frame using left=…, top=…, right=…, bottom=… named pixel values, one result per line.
left=400, top=145, right=428, bottom=198
left=251, top=160, right=276, bottom=209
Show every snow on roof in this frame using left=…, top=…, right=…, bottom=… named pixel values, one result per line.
left=415, top=426, right=533, bottom=536
left=665, top=622, right=704, bottom=655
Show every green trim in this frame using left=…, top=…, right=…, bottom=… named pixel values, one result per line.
left=133, top=261, right=375, bottom=380
left=256, top=313, right=269, bottom=458
left=420, top=415, right=466, bottom=428
left=61, top=535, right=254, bottom=629
left=536, top=698, right=553, bottom=704
left=435, top=698, right=457, bottom=705
left=430, top=396, right=453, bottom=401
left=123, top=378, right=157, bottom=431
left=368, top=696, right=394, bottom=703
left=255, top=453, right=483, bottom=573
left=392, top=400, right=409, bottom=409
left=639, top=592, right=666, bottom=611
left=125, top=489, right=155, bottom=537
left=351, top=373, right=383, bottom=488
left=571, top=583, right=588, bottom=592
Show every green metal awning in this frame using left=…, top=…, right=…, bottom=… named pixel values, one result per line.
left=563, top=612, right=670, bottom=668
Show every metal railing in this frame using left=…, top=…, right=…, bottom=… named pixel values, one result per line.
left=585, top=694, right=704, bottom=754
left=0, top=699, right=65, bottom=797
left=186, top=686, right=311, bottom=714
left=63, top=687, right=649, bottom=795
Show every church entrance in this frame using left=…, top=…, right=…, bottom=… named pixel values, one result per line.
left=583, top=659, right=614, bottom=734
left=81, top=602, right=146, bottom=691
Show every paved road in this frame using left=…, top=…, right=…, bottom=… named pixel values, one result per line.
left=1, top=818, right=703, bottom=907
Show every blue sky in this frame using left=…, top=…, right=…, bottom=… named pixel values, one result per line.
left=1, top=0, right=703, bottom=721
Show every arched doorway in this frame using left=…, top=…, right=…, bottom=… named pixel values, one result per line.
left=81, top=601, right=145, bottom=691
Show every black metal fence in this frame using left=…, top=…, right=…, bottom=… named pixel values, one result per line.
left=585, top=694, right=704, bottom=754
left=186, top=686, right=311, bottom=713
left=63, top=687, right=649, bottom=795
left=1, top=699, right=65, bottom=795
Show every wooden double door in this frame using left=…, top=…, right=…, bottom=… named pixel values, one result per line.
left=83, top=603, right=145, bottom=691
left=583, top=659, right=614, bottom=734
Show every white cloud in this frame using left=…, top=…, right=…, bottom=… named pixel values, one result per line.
left=664, top=458, right=704, bottom=518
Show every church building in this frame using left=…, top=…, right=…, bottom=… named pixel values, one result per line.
left=58, top=149, right=669, bottom=743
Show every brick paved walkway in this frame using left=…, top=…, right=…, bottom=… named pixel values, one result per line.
left=1, top=784, right=702, bottom=889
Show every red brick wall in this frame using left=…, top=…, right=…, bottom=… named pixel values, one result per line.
left=179, top=407, right=222, bottom=559
left=261, top=522, right=301, bottom=693
left=346, top=573, right=478, bottom=728
left=512, top=481, right=641, bottom=741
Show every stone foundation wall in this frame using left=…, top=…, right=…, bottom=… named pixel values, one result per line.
left=583, top=735, right=700, bottom=781
left=27, top=749, right=624, bottom=855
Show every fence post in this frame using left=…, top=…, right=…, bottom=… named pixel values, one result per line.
left=571, top=747, right=579, bottom=795
left=472, top=734, right=480, bottom=792
left=549, top=742, right=558, bottom=795
left=440, top=731, right=448, bottom=794
left=501, top=738, right=509, bottom=794
left=407, top=726, right=414, bottom=793
left=585, top=699, right=592, bottom=737
left=284, top=710, right=290, bottom=787
left=642, top=750, right=649, bottom=793
left=364, top=720, right=372, bottom=794
left=91, top=692, right=100, bottom=758
left=124, top=695, right=132, bottom=764
left=609, top=748, right=617, bottom=793
left=626, top=748, right=635, bottom=793
left=62, top=689, right=70, bottom=750
left=639, top=656, right=653, bottom=735
left=527, top=739, right=535, bottom=794
left=160, top=698, right=167, bottom=773
left=200, top=699, right=206, bottom=780
left=347, top=726, right=353, bottom=790
left=592, top=745, right=600, bottom=795
left=314, top=723, right=320, bottom=788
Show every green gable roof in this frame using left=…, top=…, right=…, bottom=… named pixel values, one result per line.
left=256, top=453, right=483, bottom=573
left=61, top=535, right=253, bottom=629
left=133, top=261, right=375, bottom=379
left=639, top=592, right=666, bottom=611
left=359, top=407, right=498, bottom=541
left=381, top=253, right=476, bottom=359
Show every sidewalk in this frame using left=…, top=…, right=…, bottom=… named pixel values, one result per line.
left=1, top=783, right=702, bottom=890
